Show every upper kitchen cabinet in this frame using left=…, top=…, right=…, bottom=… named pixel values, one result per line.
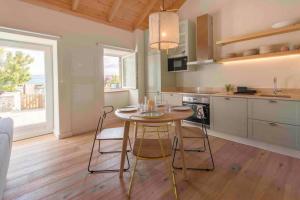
left=144, top=30, right=176, bottom=96
left=167, top=20, right=196, bottom=62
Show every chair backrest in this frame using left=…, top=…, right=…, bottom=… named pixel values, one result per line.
left=95, top=106, right=114, bottom=133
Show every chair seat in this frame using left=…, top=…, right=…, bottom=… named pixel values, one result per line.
left=133, top=138, right=172, bottom=158
left=180, top=126, right=206, bottom=138
left=96, top=127, right=125, bottom=140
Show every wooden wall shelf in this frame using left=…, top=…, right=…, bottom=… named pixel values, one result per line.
left=216, top=24, right=300, bottom=46
left=218, top=49, right=300, bottom=63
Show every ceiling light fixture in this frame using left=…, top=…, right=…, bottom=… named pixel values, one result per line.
left=148, top=0, right=179, bottom=50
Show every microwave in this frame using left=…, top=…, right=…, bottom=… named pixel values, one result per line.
left=168, top=56, right=188, bottom=72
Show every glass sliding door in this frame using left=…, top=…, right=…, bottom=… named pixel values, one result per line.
left=0, top=40, right=54, bottom=140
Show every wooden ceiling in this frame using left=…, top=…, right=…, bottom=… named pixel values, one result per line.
left=22, top=0, right=187, bottom=31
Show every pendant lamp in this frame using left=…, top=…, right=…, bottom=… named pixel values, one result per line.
left=148, top=0, right=179, bottom=50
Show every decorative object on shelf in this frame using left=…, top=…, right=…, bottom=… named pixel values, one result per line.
left=272, top=19, right=299, bottom=29
left=291, top=44, right=300, bottom=50
left=243, top=49, right=258, bottom=56
left=148, top=0, right=179, bottom=50
left=216, top=23, right=300, bottom=46
left=223, top=52, right=237, bottom=59
left=280, top=45, right=290, bottom=52
left=225, top=84, right=235, bottom=94
left=259, top=45, right=274, bottom=54
left=218, top=49, right=300, bottom=64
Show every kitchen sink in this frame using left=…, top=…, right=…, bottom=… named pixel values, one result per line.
left=259, top=94, right=291, bottom=98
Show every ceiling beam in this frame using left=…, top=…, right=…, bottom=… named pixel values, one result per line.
left=71, top=0, right=80, bottom=11
left=108, top=0, right=123, bottom=22
left=133, top=0, right=160, bottom=30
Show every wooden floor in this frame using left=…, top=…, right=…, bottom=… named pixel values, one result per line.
left=4, top=123, right=300, bottom=200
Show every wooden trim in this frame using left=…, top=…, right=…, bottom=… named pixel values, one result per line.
left=216, top=24, right=300, bottom=46
left=218, top=49, right=300, bottom=63
left=71, top=0, right=80, bottom=11
left=108, top=0, right=123, bottom=22
left=134, top=0, right=160, bottom=30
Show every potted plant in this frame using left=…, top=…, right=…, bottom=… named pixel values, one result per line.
left=225, top=84, right=235, bottom=94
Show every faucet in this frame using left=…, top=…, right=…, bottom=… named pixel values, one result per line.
left=273, top=77, right=280, bottom=95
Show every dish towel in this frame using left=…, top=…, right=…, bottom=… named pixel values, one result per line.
left=196, top=105, right=205, bottom=119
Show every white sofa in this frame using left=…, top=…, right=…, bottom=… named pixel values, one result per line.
left=0, top=118, right=13, bottom=200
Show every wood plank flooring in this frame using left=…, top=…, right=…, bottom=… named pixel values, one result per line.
left=4, top=123, right=300, bottom=200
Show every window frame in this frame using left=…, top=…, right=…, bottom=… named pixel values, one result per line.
left=103, top=53, right=122, bottom=90
left=103, top=46, right=136, bottom=92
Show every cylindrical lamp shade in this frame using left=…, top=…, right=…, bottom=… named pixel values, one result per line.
left=149, top=11, right=179, bottom=50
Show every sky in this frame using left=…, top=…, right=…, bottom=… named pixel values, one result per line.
left=104, top=55, right=119, bottom=76
left=1, top=46, right=45, bottom=75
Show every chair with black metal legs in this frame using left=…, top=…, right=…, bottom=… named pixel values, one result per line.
left=172, top=116, right=215, bottom=171
left=88, top=105, right=132, bottom=173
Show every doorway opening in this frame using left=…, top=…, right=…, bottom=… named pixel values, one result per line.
left=0, top=30, right=58, bottom=141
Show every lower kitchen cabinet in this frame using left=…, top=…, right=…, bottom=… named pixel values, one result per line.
left=162, top=93, right=183, bottom=106
left=248, top=119, right=300, bottom=149
left=212, top=96, right=248, bottom=137
left=248, top=99, right=300, bottom=126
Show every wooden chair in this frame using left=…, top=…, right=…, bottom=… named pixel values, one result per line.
left=128, top=123, right=178, bottom=199
left=172, top=122, right=215, bottom=171
left=88, top=105, right=132, bottom=173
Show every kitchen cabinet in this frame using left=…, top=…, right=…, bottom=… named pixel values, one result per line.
left=144, top=30, right=176, bottom=99
left=248, top=99, right=300, bottom=125
left=212, top=96, right=248, bottom=137
left=248, top=119, right=300, bottom=149
left=167, top=20, right=196, bottom=61
left=162, top=93, right=183, bottom=106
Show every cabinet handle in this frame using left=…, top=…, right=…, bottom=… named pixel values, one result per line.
left=268, top=122, right=278, bottom=126
left=224, top=97, right=230, bottom=100
left=269, top=100, right=277, bottom=103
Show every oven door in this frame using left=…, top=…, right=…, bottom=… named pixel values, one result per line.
left=182, top=102, right=210, bottom=125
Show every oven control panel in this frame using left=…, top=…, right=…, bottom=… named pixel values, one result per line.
left=182, top=96, right=210, bottom=104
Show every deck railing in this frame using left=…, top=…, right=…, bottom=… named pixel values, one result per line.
left=21, top=94, right=45, bottom=110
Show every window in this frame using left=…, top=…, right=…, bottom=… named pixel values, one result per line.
left=104, top=55, right=121, bottom=89
left=103, top=48, right=137, bottom=90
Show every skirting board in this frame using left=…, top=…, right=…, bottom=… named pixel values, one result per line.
left=208, top=129, right=300, bottom=159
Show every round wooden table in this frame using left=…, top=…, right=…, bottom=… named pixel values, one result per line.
left=115, top=107, right=193, bottom=179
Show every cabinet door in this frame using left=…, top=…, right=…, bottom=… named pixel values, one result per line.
left=162, top=93, right=182, bottom=106
left=248, top=119, right=299, bottom=149
left=248, top=99, right=300, bottom=125
left=212, top=97, right=248, bottom=137
left=146, top=53, right=161, bottom=93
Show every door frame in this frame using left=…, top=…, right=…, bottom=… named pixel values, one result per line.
left=0, top=39, right=54, bottom=140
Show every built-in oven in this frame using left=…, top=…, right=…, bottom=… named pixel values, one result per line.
left=182, top=95, right=210, bottom=126
left=168, top=56, right=188, bottom=72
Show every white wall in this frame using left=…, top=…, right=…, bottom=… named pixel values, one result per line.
left=177, top=0, right=300, bottom=89
left=104, top=91, right=129, bottom=109
left=0, top=0, right=135, bottom=138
